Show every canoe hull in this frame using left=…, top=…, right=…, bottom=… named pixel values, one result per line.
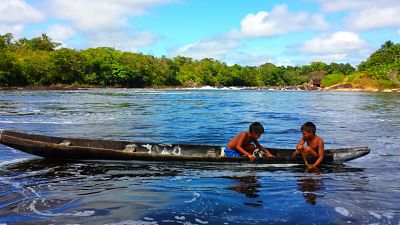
left=0, top=130, right=370, bottom=164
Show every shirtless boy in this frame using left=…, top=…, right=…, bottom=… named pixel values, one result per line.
left=226, top=122, right=275, bottom=161
left=291, top=122, right=324, bottom=170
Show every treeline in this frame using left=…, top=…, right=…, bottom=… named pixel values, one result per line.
left=320, top=40, right=400, bottom=89
left=0, top=33, right=398, bottom=88
left=358, top=41, right=400, bottom=87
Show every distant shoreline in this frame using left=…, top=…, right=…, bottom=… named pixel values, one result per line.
left=1, top=84, right=399, bottom=93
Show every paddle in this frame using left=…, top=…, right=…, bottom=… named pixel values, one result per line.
left=302, top=153, right=309, bottom=166
left=297, top=145, right=309, bottom=167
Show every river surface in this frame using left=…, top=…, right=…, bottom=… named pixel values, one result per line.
left=0, top=88, right=399, bottom=225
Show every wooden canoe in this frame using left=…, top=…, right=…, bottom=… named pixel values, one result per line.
left=0, top=130, right=370, bottom=164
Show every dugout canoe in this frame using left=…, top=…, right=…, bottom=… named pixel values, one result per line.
left=0, top=130, right=370, bottom=164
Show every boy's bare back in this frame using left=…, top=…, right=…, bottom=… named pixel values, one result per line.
left=227, top=132, right=254, bottom=150
left=226, top=122, right=275, bottom=160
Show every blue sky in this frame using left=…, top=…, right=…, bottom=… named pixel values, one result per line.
left=1, top=0, right=400, bottom=66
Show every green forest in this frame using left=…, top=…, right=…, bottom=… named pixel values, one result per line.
left=1, top=33, right=399, bottom=89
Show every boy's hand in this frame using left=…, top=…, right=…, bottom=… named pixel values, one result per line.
left=307, top=164, right=316, bottom=170
left=248, top=155, right=255, bottom=162
left=266, top=152, right=276, bottom=158
left=297, top=144, right=304, bottom=151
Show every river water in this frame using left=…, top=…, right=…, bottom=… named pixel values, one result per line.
left=0, top=88, right=399, bottom=225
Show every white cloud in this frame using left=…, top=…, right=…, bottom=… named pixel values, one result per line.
left=298, top=31, right=369, bottom=64
left=47, top=25, right=75, bottom=44
left=224, top=50, right=285, bottom=66
left=0, top=0, right=44, bottom=24
left=300, top=31, right=367, bottom=54
left=234, top=4, right=328, bottom=38
left=173, top=39, right=293, bottom=66
left=0, top=24, right=24, bottom=37
left=34, top=0, right=175, bottom=51
left=87, top=31, right=157, bottom=52
left=319, top=0, right=400, bottom=12
left=173, top=38, right=240, bottom=61
left=44, top=0, right=173, bottom=31
left=345, top=7, right=400, bottom=31
left=310, top=53, right=348, bottom=62
left=319, top=0, right=400, bottom=31
left=319, top=0, right=372, bottom=12
left=0, top=0, right=44, bottom=37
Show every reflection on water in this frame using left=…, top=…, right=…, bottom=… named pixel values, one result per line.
left=0, top=159, right=372, bottom=224
left=226, top=176, right=261, bottom=199
left=0, top=159, right=181, bottom=224
left=297, top=172, right=324, bottom=205
left=223, top=165, right=366, bottom=208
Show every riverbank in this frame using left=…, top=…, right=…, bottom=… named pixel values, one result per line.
left=0, top=85, right=81, bottom=91
left=322, top=83, right=400, bottom=92
left=1, top=84, right=399, bottom=92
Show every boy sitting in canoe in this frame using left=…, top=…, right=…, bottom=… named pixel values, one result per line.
left=291, top=122, right=324, bottom=170
left=226, top=122, right=275, bottom=161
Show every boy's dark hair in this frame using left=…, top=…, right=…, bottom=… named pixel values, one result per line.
left=249, top=122, right=264, bottom=134
left=301, top=122, right=316, bottom=134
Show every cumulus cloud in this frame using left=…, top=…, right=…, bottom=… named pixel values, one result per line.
left=233, top=4, right=328, bottom=38
left=224, top=50, right=281, bottom=66
left=47, top=25, right=75, bottom=44
left=34, top=0, right=175, bottom=51
left=0, top=0, right=44, bottom=24
left=87, top=31, right=157, bottom=51
left=172, top=37, right=240, bottom=61
left=0, top=0, right=44, bottom=37
left=319, top=0, right=400, bottom=31
left=0, top=24, right=24, bottom=37
left=298, top=31, right=369, bottom=64
left=299, top=31, right=367, bottom=54
left=345, top=7, right=400, bottom=31
left=172, top=38, right=292, bottom=66
left=310, top=53, right=348, bottom=62
left=319, top=0, right=371, bottom=12
left=319, top=0, right=399, bottom=12
left=44, top=0, right=172, bottom=31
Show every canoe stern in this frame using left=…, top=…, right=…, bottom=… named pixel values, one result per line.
left=332, top=147, right=370, bottom=163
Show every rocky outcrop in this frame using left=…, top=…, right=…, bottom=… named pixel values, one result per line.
left=325, top=83, right=353, bottom=90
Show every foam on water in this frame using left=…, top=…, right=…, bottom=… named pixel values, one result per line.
left=0, top=158, right=31, bottom=168
left=184, top=192, right=201, bottom=203
left=368, top=211, right=382, bottom=219
left=335, top=207, right=351, bottom=217
left=183, top=86, right=244, bottom=90
left=26, top=187, right=95, bottom=218
left=103, top=220, right=160, bottom=225
left=174, top=216, right=186, bottom=220
left=195, top=218, right=209, bottom=224
left=0, top=120, right=74, bottom=125
left=28, top=199, right=95, bottom=217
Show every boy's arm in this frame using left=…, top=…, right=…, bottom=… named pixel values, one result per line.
left=308, top=139, right=324, bottom=169
left=236, top=132, right=255, bottom=160
left=297, top=138, right=305, bottom=150
left=254, top=139, right=275, bottom=157
left=291, top=138, right=305, bottom=159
